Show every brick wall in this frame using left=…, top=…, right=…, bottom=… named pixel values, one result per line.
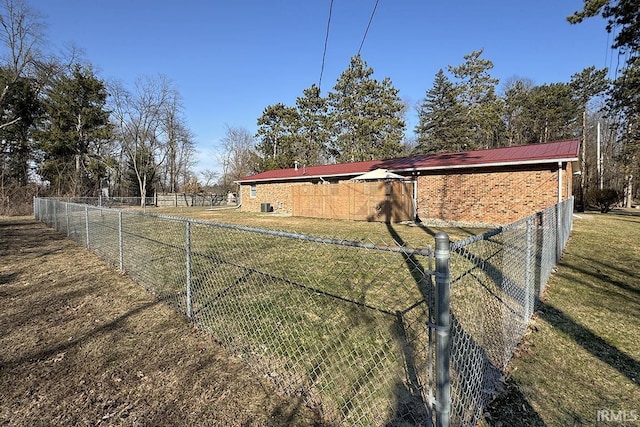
left=240, top=162, right=573, bottom=225
left=415, top=164, right=572, bottom=224
left=239, top=182, right=302, bottom=213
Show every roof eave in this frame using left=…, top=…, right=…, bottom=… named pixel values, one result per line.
left=392, top=157, right=579, bottom=173
left=236, top=156, right=579, bottom=184
left=235, top=171, right=362, bottom=184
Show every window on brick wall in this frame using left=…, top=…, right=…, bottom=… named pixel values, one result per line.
left=250, top=185, right=256, bottom=198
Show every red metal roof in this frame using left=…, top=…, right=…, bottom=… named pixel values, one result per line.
left=237, top=139, right=579, bottom=183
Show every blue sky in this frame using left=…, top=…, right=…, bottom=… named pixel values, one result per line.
left=32, top=0, right=612, bottom=175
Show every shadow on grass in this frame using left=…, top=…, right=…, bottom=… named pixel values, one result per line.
left=2, top=299, right=161, bottom=368
left=485, top=297, right=640, bottom=425
left=384, top=221, right=434, bottom=425
left=385, top=214, right=553, bottom=426
left=384, top=220, right=528, bottom=426
left=557, top=258, right=640, bottom=299
left=608, top=209, right=640, bottom=217
left=409, top=222, right=438, bottom=238
left=562, top=247, right=640, bottom=290
left=0, top=272, right=17, bottom=285
left=536, top=303, right=640, bottom=385
left=270, top=400, right=327, bottom=427
left=483, top=376, right=546, bottom=426
left=385, top=222, right=433, bottom=298
left=0, top=219, right=66, bottom=258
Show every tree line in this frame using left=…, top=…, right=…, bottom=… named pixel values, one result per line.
left=0, top=0, right=197, bottom=213
left=0, top=0, right=638, bottom=214
left=253, top=50, right=611, bottom=163
left=248, top=0, right=639, bottom=208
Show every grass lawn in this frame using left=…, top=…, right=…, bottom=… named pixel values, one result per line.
left=138, top=205, right=483, bottom=245
left=31, top=201, right=638, bottom=425
left=109, top=206, right=484, bottom=425
left=483, top=209, right=640, bottom=426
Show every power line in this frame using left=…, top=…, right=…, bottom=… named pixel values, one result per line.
left=615, top=49, right=623, bottom=81
left=357, top=0, right=380, bottom=56
left=607, top=24, right=619, bottom=81
left=604, top=25, right=611, bottom=75
left=319, top=0, right=334, bottom=91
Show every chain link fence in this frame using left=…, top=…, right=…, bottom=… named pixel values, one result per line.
left=33, top=197, right=573, bottom=427
left=58, top=196, right=156, bottom=207
left=446, top=198, right=574, bottom=426
left=35, top=197, right=438, bottom=426
left=64, top=194, right=229, bottom=208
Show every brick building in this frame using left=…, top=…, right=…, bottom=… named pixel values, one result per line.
left=236, top=139, right=579, bottom=225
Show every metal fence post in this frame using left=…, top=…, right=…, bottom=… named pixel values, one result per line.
left=568, top=197, right=574, bottom=233
left=66, top=202, right=70, bottom=237
left=85, top=206, right=89, bottom=249
left=185, top=220, right=193, bottom=319
left=53, top=200, right=58, bottom=231
left=556, top=203, right=562, bottom=263
left=435, top=232, right=451, bottom=427
left=525, top=218, right=534, bottom=319
left=118, top=211, right=124, bottom=271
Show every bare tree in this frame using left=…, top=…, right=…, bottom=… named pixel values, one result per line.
left=159, top=91, right=196, bottom=193
left=0, top=0, right=47, bottom=212
left=0, top=0, right=45, bottom=130
left=199, top=168, right=219, bottom=191
left=0, top=0, right=44, bottom=75
left=217, top=125, right=256, bottom=194
left=110, top=75, right=184, bottom=206
left=175, top=128, right=197, bottom=191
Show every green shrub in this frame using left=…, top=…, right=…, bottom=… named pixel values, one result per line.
left=588, top=188, right=620, bottom=213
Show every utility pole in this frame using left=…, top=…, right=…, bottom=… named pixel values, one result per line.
left=597, top=121, right=602, bottom=190
left=581, top=110, right=587, bottom=208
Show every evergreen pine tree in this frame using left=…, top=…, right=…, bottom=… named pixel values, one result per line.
left=414, top=69, right=469, bottom=154
left=328, top=55, right=405, bottom=162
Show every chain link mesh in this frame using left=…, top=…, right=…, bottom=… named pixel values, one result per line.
left=447, top=199, right=573, bottom=426
left=35, top=198, right=437, bottom=426
left=32, top=197, right=573, bottom=427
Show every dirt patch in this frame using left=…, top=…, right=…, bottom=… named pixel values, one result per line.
left=0, top=217, right=323, bottom=426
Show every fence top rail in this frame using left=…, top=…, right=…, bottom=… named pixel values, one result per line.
left=451, top=226, right=502, bottom=251
left=451, top=198, right=574, bottom=251
left=37, top=198, right=434, bottom=257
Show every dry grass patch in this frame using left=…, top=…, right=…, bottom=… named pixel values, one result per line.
left=0, top=217, right=322, bottom=426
